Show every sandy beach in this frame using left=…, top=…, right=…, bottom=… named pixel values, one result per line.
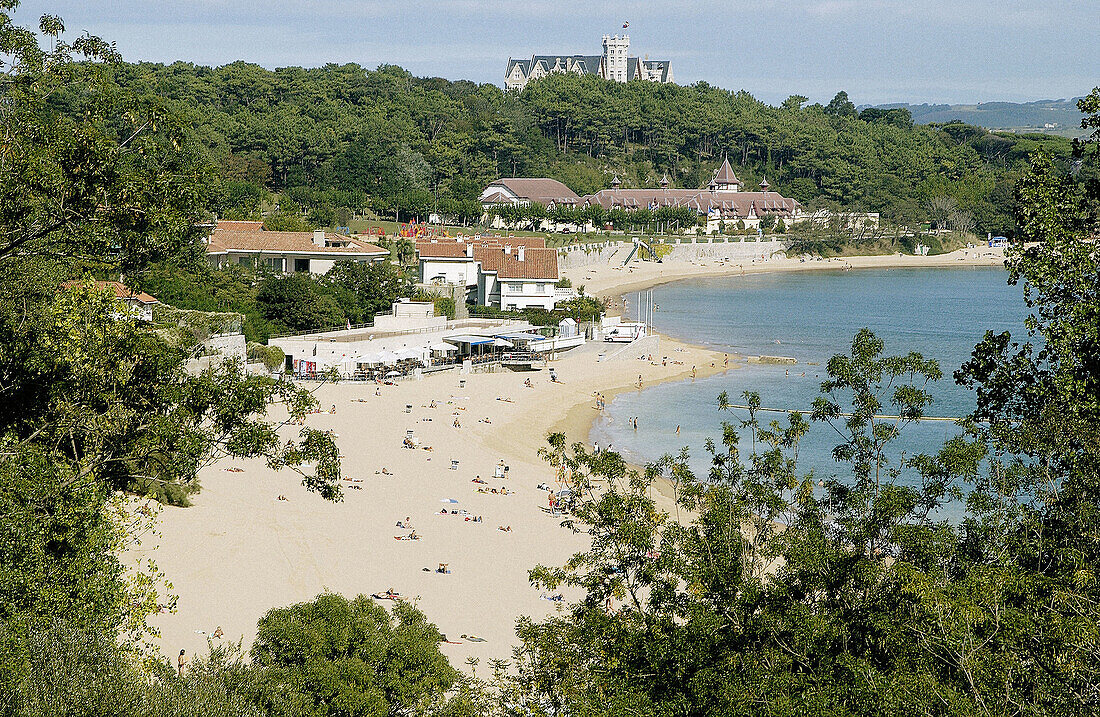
left=134, top=245, right=1004, bottom=669
left=138, top=334, right=729, bottom=668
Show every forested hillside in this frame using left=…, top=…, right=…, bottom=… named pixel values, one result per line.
left=88, top=62, right=1084, bottom=237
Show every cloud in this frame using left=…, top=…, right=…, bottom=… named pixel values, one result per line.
left=13, top=0, right=1097, bottom=104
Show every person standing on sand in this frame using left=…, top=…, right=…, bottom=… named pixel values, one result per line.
left=177, top=649, right=188, bottom=676
left=676, top=425, right=680, bottom=435
left=691, top=366, right=697, bottom=379
left=593, top=440, right=600, bottom=454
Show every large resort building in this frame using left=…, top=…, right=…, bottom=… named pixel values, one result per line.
left=505, top=34, right=672, bottom=91
left=479, top=158, right=803, bottom=233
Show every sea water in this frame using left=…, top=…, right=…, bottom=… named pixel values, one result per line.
left=592, top=267, right=1029, bottom=518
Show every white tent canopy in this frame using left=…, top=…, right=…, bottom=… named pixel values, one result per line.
left=430, top=342, right=456, bottom=352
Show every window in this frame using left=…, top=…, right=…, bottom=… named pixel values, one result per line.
left=294, top=258, right=311, bottom=273
left=537, top=283, right=546, bottom=293
left=507, top=283, right=522, bottom=292
left=262, top=257, right=284, bottom=272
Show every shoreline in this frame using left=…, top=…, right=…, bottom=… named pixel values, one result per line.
left=133, top=247, right=1004, bottom=672
left=573, top=246, right=1006, bottom=304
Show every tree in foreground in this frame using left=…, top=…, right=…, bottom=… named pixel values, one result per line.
left=0, top=1, right=342, bottom=708
left=508, top=121, right=1100, bottom=712
left=245, top=594, right=465, bottom=717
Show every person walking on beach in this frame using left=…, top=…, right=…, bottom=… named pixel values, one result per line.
left=676, top=425, right=680, bottom=435
left=637, top=374, right=643, bottom=388
left=177, top=649, right=188, bottom=676
left=691, top=366, right=697, bottom=379
left=593, top=440, right=600, bottom=454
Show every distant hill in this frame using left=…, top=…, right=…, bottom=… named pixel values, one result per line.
left=861, top=99, right=1087, bottom=138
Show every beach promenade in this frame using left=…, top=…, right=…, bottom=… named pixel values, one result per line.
left=135, top=246, right=1005, bottom=670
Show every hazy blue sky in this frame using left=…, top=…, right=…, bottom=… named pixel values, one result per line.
left=15, top=0, right=1098, bottom=105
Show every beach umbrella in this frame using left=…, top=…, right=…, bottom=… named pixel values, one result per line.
left=439, top=498, right=459, bottom=504
left=395, top=348, right=421, bottom=360
left=360, top=352, right=383, bottom=365
left=492, top=338, right=514, bottom=348
left=385, top=370, right=401, bottom=378
left=377, top=350, right=399, bottom=364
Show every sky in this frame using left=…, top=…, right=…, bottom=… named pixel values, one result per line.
left=14, top=0, right=1099, bottom=106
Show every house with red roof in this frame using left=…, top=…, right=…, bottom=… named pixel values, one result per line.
left=205, top=223, right=389, bottom=275
left=415, top=237, right=560, bottom=311
left=61, top=280, right=160, bottom=321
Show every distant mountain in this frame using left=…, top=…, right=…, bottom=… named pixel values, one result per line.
left=860, top=99, right=1087, bottom=137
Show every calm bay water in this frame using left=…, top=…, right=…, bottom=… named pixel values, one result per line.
left=592, top=267, right=1029, bottom=515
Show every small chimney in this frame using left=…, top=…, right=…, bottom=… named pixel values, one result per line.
left=313, top=229, right=325, bottom=247
left=504, top=245, right=512, bottom=255
left=518, top=246, right=525, bottom=261
left=466, top=243, right=474, bottom=258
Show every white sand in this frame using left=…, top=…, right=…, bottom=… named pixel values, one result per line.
left=138, top=337, right=728, bottom=668
left=136, top=246, right=1004, bottom=668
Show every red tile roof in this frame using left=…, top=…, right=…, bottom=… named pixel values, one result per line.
left=483, top=178, right=579, bottom=205
left=473, top=246, right=558, bottom=280
left=62, top=280, right=158, bottom=304
left=207, top=230, right=388, bottom=257
left=215, top=220, right=265, bottom=231
left=415, top=237, right=546, bottom=259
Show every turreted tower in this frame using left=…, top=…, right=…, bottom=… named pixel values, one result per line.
left=602, top=34, right=630, bottom=82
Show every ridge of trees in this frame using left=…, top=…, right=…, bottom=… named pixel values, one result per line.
left=69, top=60, right=1087, bottom=237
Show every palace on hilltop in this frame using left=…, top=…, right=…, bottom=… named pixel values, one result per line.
left=479, top=158, right=803, bottom=234
left=505, top=34, right=672, bottom=91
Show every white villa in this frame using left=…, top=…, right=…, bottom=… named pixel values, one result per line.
left=416, top=237, right=561, bottom=311
left=480, top=158, right=804, bottom=234
left=205, top=221, right=389, bottom=275
left=505, top=34, right=672, bottom=91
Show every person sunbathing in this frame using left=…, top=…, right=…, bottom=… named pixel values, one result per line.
left=277, top=495, right=288, bottom=501
left=478, top=417, right=491, bottom=424
left=381, top=467, right=393, bottom=475
left=472, top=477, right=487, bottom=484
left=498, top=525, right=512, bottom=532
left=436, top=563, right=450, bottom=574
